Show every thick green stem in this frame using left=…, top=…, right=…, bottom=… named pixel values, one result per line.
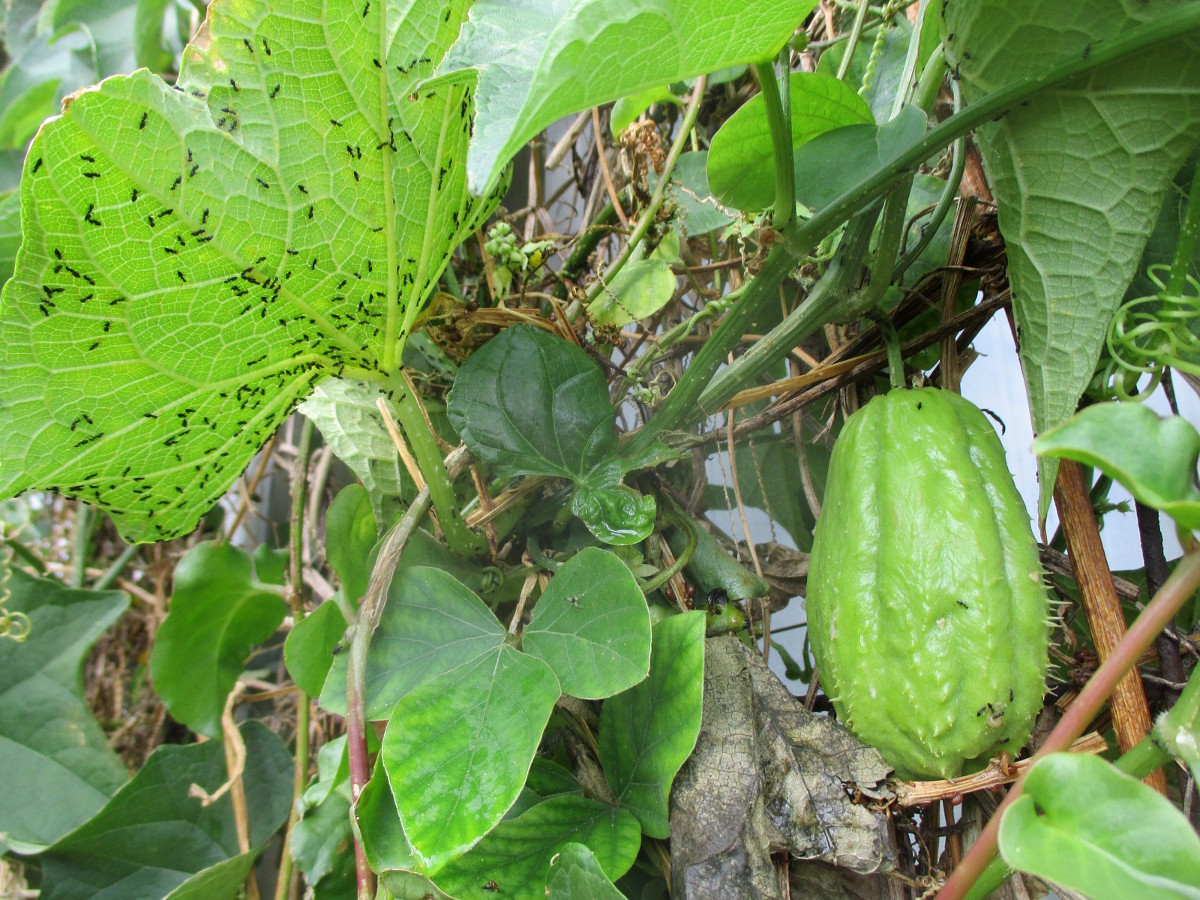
left=634, top=9, right=1200, bottom=451
left=870, top=310, right=905, bottom=390
left=753, top=60, right=795, bottom=230
left=93, top=543, right=139, bottom=592
left=389, top=379, right=485, bottom=556
left=693, top=208, right=877, bottom=417
left=70, top=503, right=94, bottom=589
left=1167, top=156, right=1200, bottom=296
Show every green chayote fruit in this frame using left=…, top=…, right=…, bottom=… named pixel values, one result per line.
left=806, top=387, right=1049, bottom=781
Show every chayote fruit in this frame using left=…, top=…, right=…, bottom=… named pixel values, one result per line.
left=806, top=387, right=1049, bottom=781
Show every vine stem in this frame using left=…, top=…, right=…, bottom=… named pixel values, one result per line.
left=1167, top=156, right=1200, bottom=296
left=629, top=5, right=1200, bottom=453
left=275, top=418, right=314, bottom=900
left=938, top=547, right=1200, bottom=900
left=578, top=75, right=707, bottom=311
left=346, top=445, right=471, bottom=900
left=753, top=60, right=795, bottom=230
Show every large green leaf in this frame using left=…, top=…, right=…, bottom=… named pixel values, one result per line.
left=415, top=795, right=641, bottom=899
left=150, top=541, right=287, bottom=736
left=1032, top=401, right=1200, bottom=529
left=0, top=568, right=129, bottom=853
left=381, top=645, right=561, bottom=872
left=598, top=611, right=704, bottom=838
left=999, top=753, right=1200, bottom=900
left=944, top=0, right=1200, bottom=518
left=0, top=0, right=506, bottom=542
left=707, top=72, right=873, bottom=213
left=39, top=720, right=292, bottom=900
left=523, top=547, right=652, bottom=700
left=319, top=565, right=505, bottom=718
left=429, top=0, right=814, bottom=193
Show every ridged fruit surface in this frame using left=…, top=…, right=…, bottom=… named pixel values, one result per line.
left=806, top=387, right=1048, bottom=780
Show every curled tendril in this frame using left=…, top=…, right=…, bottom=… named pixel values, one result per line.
left=1095, top=264, right=1200, bottom=400
left=0, top=522, right=32, bottom=643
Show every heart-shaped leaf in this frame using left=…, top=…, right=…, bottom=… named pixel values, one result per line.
left=319, top=565, right=505, bottom=718
left=545, top=842, right=627, bottom=898
left=447, top=324, right=619, bottom=483
left=599, top=612, right=704, bottom=838
left=0, top=0, right=506, bottom=542
left=708, top=71, right=873, bottom=212
left=523, top=547, right=652, bottom=700
left=381, top=645, right=561, bottom=872
left=999, top=752, right=1200, bottom=900
left=1032, top=401, right=1200, bottom=530
left=150, top=541, right=287, bottom=736
left=0, top=568, right=129, bottom=853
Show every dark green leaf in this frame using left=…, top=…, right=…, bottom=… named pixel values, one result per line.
left=382, top=645, right=561, bottom=872
left=707, top=72, right=873, bottom=212
left=523, top=547, right=652, bottom=700
left=599, top=612, right=704, bottom=838
left=0, top=0, right=506, bottom=542
left=319, top=566, right=505, bottom=718
left=355, top=764, right=419, bottom=876
left=1032, top=402, right=1200, bottom=529
left=324, top=483, right=377, bottom=604
left=251, top=544, right=288, bottom=586
left=150, top=542, right=287, bottom=736
left=792, top=104, right=927, bottom=210
left=545, top=842, right=626, bottom=898
left=447, top=325, right=618, bottom=482
left=0, top=569, right=128, bottom=852
left=430, top=0, right=815, bottom=192
left=945, top=0, right=1200, bottom=519
left=423, top=795, right=641, bottom=899
left=292, top=783, right=352, bottom=886
left=570, top=484, right=656, bottom=546
left=998, top=753, right=1200, bottom=900
left=284, top=599, right=348, bottom=698
left=40, top=721, right=292, bottom=900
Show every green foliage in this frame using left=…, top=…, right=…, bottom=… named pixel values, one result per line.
left=430, top=0, right=816, bottom=192
left=0, top=569, right=129, bottom=852
left=999, top=753, right=1200, bottom=900
left=545, top=841, right=627, bottom=897
left=1033, top=402, right=1200, bottom=529
left=944, top=0, right=1200, bottom=518
left=149, top=541, right=287, bottom=736
left=707, top=71, right=872, bottom=212
left=39, top=720, right=292, bottom=900
left=598, top=612, right=704, bottom=838
left=522, top=547, right=652, bottom=700
left=0, top=0, right=506, bottom=542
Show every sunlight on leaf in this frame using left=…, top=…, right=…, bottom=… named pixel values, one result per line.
left=0, top=0, right=506, bottom=541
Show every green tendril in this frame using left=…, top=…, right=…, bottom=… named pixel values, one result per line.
left=1096, top=264, right=1200, bottom=400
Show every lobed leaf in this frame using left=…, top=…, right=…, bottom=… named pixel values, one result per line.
left=0, top=0, right=506, bottom=542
